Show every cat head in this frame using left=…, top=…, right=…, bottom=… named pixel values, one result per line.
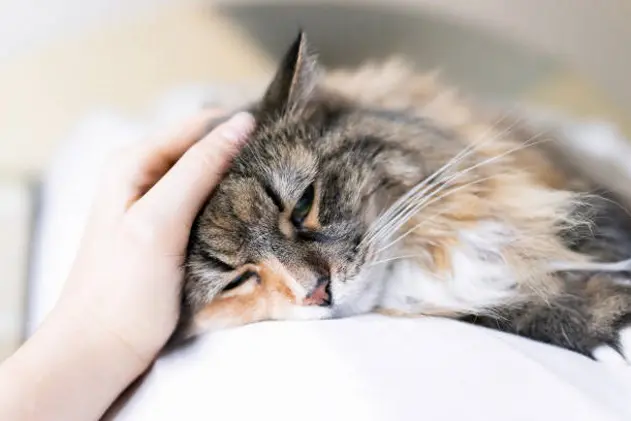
left=175, top=32, right=429, bottom=340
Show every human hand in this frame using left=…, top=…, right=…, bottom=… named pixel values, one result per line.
left=54, top=110, right=255, bottom=369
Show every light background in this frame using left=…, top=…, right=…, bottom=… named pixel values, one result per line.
left=1, top=0, right=630, bottom=359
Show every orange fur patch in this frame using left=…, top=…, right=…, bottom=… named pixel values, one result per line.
left=279, top=210, right=294, bottom=239
left=194, top=257, right=304, bottom=330
left=428, top=242, right=454, bottom=273
left=257, top=258, right=299, bottom=303
left=302, top=182, right=322, bottom=230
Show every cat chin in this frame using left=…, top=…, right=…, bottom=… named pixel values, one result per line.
left=187, top=304, right=334, bottom=338
left=276, top=304, right=334, bottom=321
left=330, top=264, right=391, bottom=318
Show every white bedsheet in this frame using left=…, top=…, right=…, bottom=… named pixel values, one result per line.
left=28, top=88, right=631, bottom=421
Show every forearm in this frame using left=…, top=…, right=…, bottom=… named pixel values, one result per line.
left=0, top=306, right=148, bottom=421
left=0, top=110, right=251, bottom=420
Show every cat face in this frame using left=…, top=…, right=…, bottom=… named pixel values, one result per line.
left=176, top=33, right=427, bottom=340
left=184, top=125, right=384, bottom=334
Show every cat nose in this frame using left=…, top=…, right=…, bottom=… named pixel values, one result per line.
left=304, top=276, right=331, bottom=307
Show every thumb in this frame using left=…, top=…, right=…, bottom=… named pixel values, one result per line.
left=133, top=112, right=255, bottom=225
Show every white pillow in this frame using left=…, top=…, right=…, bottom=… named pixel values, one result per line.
left=28, top=88, right=631, bottom=421
left=108, top=316, right=631, bottom=421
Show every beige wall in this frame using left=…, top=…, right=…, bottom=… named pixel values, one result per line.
left=0, top=2, right=273, bottom=179
left=1, top=0, right=630, bottom=179
left=225, top=0, right=631, bottom=111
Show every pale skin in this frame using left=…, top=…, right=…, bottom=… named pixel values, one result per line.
left=0, top=110, right=255, bottom=421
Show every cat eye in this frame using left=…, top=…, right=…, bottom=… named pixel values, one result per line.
left=291, top=184, right=315, bottom=227
left=200, top=250, right=235, bottom=272
left=221, top=270, right=257, bottom=293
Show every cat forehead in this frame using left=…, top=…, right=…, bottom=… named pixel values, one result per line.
left=229, top=123, right=339, bottom=193
left=237, top=143, right=318, bottom=186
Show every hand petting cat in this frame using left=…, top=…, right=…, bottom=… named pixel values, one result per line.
left=60, top=110, right=254, bottom=363
left=0, top=110, right=255, bottom=421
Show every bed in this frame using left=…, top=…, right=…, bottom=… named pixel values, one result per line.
left=27, top=86, right=631, bottom=421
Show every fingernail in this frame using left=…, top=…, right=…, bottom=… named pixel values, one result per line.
left=220, top=112, right=255, bottom=142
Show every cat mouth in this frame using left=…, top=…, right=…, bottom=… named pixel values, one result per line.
left=303, top=277, right=332, bottom=307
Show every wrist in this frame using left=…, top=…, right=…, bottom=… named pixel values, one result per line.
left=0, top=304, right=150, bottom=420
left=46, top=299, right=154, bottom=377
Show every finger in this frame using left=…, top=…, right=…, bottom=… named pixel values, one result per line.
left=134, top=108, right=228, bottom=173
left=98, top=109, right=227, bottom=208
left=132, top=112, right=255, bottom=225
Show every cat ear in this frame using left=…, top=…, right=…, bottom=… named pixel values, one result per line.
left=259, top=31, right=320, bottom=119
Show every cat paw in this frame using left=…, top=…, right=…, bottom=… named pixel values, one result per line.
left=618, top=326, right=631, bottom=362
left=592, top=326, right=631, bottom=365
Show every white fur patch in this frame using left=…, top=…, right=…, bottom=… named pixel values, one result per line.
left=380, top=221, right=519, bottom=314
left=333, top=263, right=389, bottom=318
left=278, top=305, right=333, bottom=321
left=549, top=258, right=631, bottom=273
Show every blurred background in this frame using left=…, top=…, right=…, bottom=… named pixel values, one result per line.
left=1, top=0, right=630, bottom=360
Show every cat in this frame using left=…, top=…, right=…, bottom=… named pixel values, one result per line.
left=171, top=32, right=631, bottom=363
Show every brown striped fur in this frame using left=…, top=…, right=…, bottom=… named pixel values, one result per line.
left=169, top=33, right=631, bottom=360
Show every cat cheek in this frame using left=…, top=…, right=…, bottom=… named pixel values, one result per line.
left=192, top=289, right=268, bottom=332
left=220, top=278, right=258, bottom=298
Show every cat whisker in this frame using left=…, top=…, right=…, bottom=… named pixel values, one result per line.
left=374, top=178, right=502, bottom=254
left=364, top=113, right=529, bottom=246
left=369, top=254, right=429, bottom=266
left=368, top=133, right=551, bottom=248
left=582, top=191, right=631, bottom=219
left=374, top=168, right=538, bottom=256
left=362, top=155, right=461, bottom=245
left=369, top=256, right=451, bottom=285
left=363, top=110, right=521, bottom=245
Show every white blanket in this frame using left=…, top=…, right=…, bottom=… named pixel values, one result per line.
left=28, top=88, right=631, bottom=421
